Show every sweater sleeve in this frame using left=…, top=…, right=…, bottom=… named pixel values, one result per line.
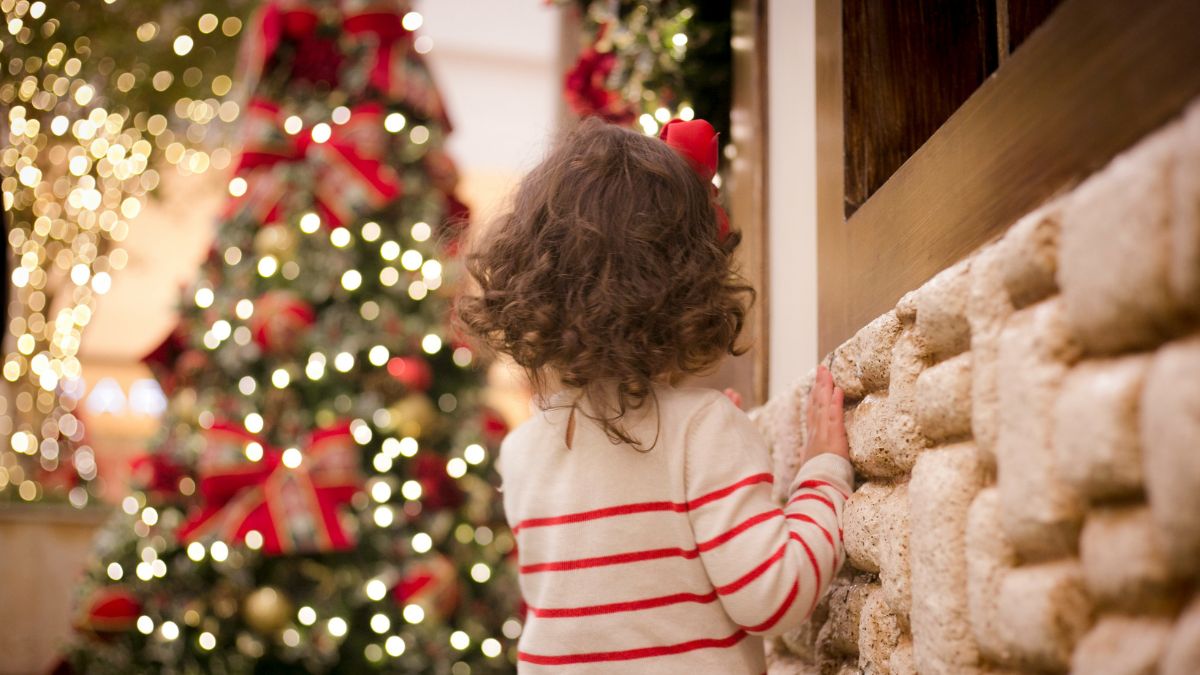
left=684, top=394, right=854, bottom=637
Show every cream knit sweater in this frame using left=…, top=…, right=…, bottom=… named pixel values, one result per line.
left=497, top=385, right=854, bottom=673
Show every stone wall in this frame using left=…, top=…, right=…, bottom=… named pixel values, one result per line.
left=751, top=100, right=1200, bottom=674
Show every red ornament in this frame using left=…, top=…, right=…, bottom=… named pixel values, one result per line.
left=411, top=452, right=463, bottom=510
left=77, top=587, right=140, bottom=636
left=393, top=554, right=460, bottom=620
left=249, top=290, right=316, bottom=353
left=564, top=42, right=635, bottom=124
left=141, top=322, right=189, bottom=394
left=387, top=356, right=433, bottom=392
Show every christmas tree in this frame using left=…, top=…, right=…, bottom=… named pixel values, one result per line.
left=68, top=1, right=521, bottom=672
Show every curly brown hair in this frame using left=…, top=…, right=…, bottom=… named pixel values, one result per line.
left=456, top=117, right=754, bottom=450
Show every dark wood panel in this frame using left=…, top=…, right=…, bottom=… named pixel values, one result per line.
left=818, top=0, right=1200, bottom=355
left=1001, top=0, right=1064, bottom=55
left=842, top=0, right=998, bottom=216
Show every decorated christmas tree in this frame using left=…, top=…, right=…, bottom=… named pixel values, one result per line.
left=67, top=1, right=520, bottom=672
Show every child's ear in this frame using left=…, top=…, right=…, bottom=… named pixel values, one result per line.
left=722, top=388, right=743, bottom=410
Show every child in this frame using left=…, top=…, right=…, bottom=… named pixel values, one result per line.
left=458, top=117, right=853, bottom=673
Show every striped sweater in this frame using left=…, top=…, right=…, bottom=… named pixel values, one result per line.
left=497, top=385, right=854, bottom=673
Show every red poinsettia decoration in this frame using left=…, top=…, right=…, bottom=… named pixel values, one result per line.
left=564, top=32, right=635, bottom=124
left=76, top=586, right=141, bottom=637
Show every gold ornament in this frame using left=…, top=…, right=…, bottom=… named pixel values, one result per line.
left=253, top=223, right=298, bottom=263
left=388, top=394, right=438, bottom=439
left=242, top=586, right=293, bottom=634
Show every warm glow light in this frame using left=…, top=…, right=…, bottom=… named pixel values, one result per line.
left=298, top=606, right=317, bottom=625
left=464, top=444, right=486, bottom=465
left=386, top=635, right=406, bottom=656
left=421, top=334, right=442, bottom=354
left=450, top=630, right=470, bottom=650
left=411, top=532, right=432, bottom=553
left=282, top=447, right=302, bottom=469
left=446, top=458, right=467, bottom=478
left=327, top=617, right=348, bottom=637
left=481, top=638, right=502, bottom=657
left=371, top=613, right=391, bottom=634
left=403, top=604, right=425, bottom=624
left=401, top=480, right=423, bottom=501
left=365, top=579, right=387, bottom=601
left=401, top=11, right=423, bottom=30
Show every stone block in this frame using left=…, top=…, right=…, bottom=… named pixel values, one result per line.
left=1080, top=506, right=1177, bottom=613
left=823, top=582, right=871, bottom=656
left=909, top=444, right=991, bottom=675
left=912, top=259, right=973, bottom=362
left=1053, top=355, right=1149, bottom=500
left=1140, top=334, right=1200, bottom=577
left=965, top=488, right=1017, bottom=665
left=858, top=587, right=904, bottom=675
left=877, top=483, right=911, bottom=618
left=1070, top=615, right=1172, bottom=675
left=842, top=482, right=889, bottom=573
left=995, top=300, right=1085, bottom=561
left=1059, top=121, right=1187, bottom=354
left=1161, top=596, right=1200, bottom=675
left=830, top=311, right=903, bottom=400
left=845, top=394, right=926, bottom=480
left=994, top=560, right=1091, bottom=672
left=915, top=352, right=973, bottom=443
left=992, top=204, right=1060, bottom=309
left=966, top=243, right=1015, bottom=458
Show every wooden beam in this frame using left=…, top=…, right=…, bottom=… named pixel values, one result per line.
left=818, top=0, right=1200, bottom=355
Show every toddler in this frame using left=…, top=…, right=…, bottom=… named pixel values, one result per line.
left=458, top=117, right=853, bottom=673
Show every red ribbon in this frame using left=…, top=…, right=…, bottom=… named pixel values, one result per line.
left=659, top=118, right=730, bottom=240
left=342, top=5, right=453, bottom=132
left=225, top=98, right=404, bottom=228
left=178, top=420, right=361, bottom=556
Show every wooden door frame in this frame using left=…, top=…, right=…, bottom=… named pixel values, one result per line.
left=816, top=0, right=1200, bottom=355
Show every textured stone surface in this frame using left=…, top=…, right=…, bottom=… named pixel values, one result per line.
left=876, top=483, right=911, bottom=618
left=857, top=587, right=903, bottom=674
left=909, top=444, right=990, bottom=675
left=1053, top=355, right=1149, bottom=500
left=822, top=582, right=871, bottom=656
left=915, top=352, right=972, bottom=443
left=913, top=259, right=973, bottom=362
left=830, top=311, right=902, bottom=400
left=1161, top=597, right=1200, bottom=675
left=965, top=488, right=1017, bottom=665
left=845, top=394, right=926, bottom=479
left=1140, top=334, right=1200, bottom=577
left=1071, top=615, right=1172, bottom=675
left=1059, top=122, right=1185, bottom=354
left=965, top=243, right=1014, bottom=458
left=995, top=299, right=1085, bottom=561
left=993, top=205, right=1060, bottom=309
left=1080, top=506, right=1177, bottom=613
left=994, top=560, right=1092, bottom=672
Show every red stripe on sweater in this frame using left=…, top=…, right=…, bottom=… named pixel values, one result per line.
left=787, top=491, right=835, bottom=511
left=796, top=534, right=822, bottom=616
left=698, top=509, right=783, bottom=552
left=512, top=473, right=773, bottom=534
left=521, top=546, right=699, bottom=574
left=716, top=538, right=786, bottom=595
left=740, top=579, right=801, bottom=633
left=796, top=478, right=849, bottom=499
left=521, top=508, right=784, bottom=574
left=519, top=630, right=748, bottom=665
left=785, top=513, right=835, bottom=549
left=527, top=591, right=719, bottom=618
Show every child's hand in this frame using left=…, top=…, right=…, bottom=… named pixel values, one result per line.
left=722, top=388, right=743, bottom=409
left=803, top=365, right=850, bottom=464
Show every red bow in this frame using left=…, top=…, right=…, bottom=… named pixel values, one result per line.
left=225, top=98, right=403, bottom=229
left=178, top=421, right=361, bottom=556
left=659, top=118, right=730, bottom=239
left=343, top=5, right=453, bottom=132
